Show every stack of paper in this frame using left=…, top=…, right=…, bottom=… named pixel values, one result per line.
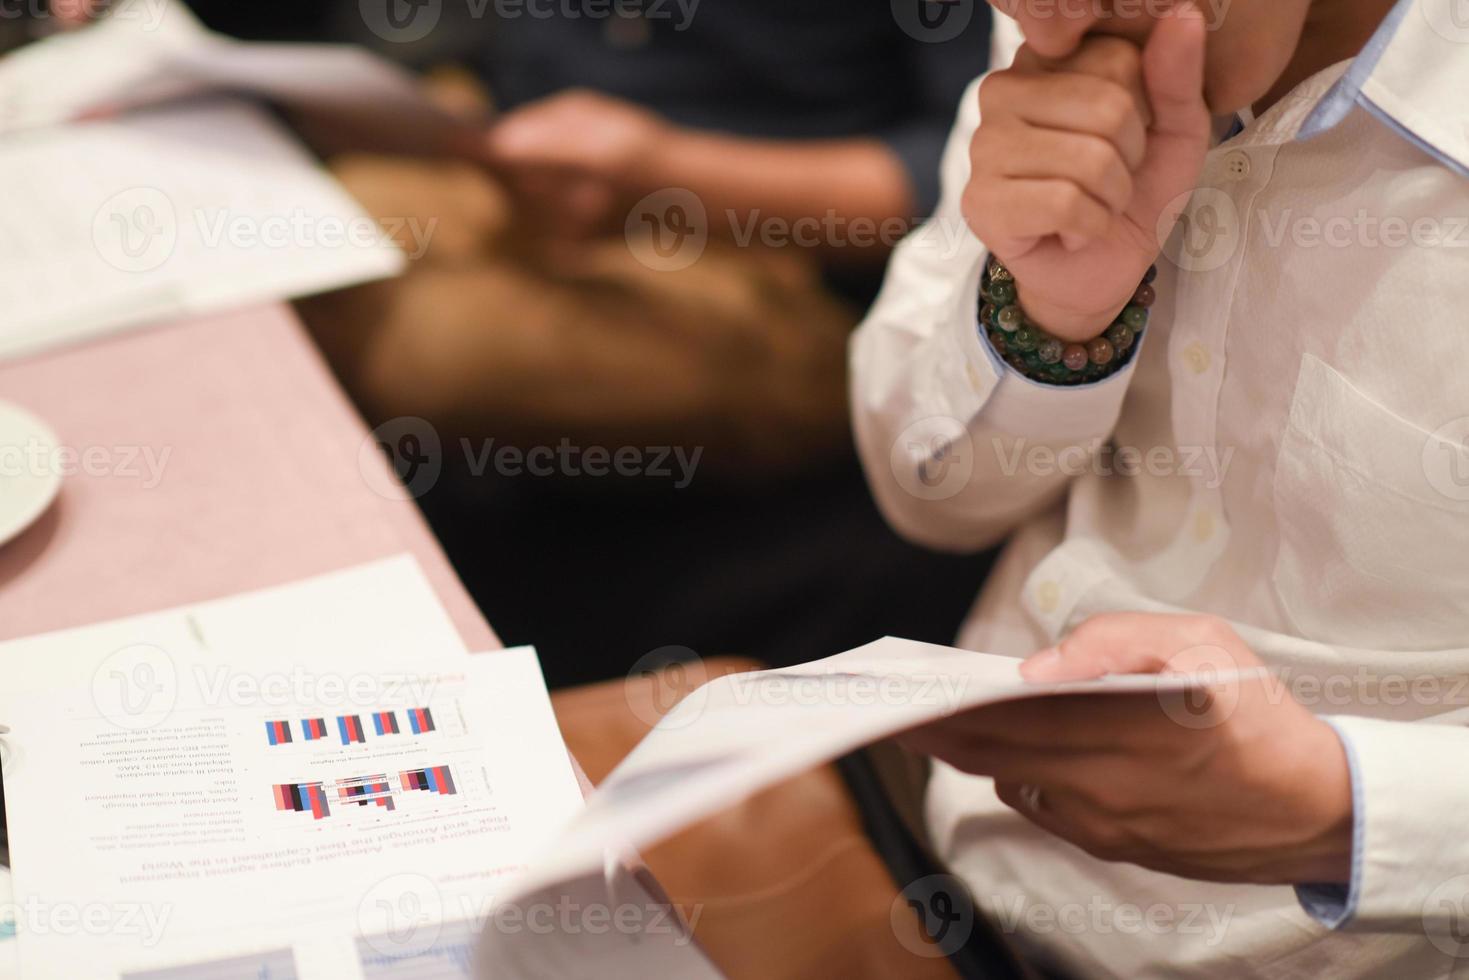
left=0, top=558, right=717, bottom=979
left=0, top=0, right=487, bottom=361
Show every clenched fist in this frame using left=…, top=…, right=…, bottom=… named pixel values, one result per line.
left=962, top=5, right=1211, bottom=341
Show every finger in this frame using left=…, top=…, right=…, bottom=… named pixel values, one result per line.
left=978, top=128, right=1133, bottom=214
left=560, top=177, right=618, bottom=239
left=1034, top=36, right=1151, bottom=129
left=1021, top=612, right=1256, bottom=682
left=995, top=782, right=1125, bottom=858
left=963, top=177, right=1113, bottom=256
left=51, top=0, right=100, bottom=23
left=1141, top=0, right=1210, bottom=141
left=981, top=72, right=1148, bottom=170
left=485, top=105, right=587, bottom=170
left=914, top=690, right=1185, bottom=751
left=917, top=734, right=1123, bottom=782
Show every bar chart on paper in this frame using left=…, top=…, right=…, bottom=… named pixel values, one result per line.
left=270, top=765, right=465, bottom=824
left=263, top=705, right=451, bottom=748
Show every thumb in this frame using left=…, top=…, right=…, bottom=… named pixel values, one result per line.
left=1141, top=1, right=1210, bottom=141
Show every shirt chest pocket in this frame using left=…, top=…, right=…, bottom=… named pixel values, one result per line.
left=1273, top=354, right=1469, bottom=651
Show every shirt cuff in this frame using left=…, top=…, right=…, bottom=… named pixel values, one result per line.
left=1300, top=714, right=1469, bottom=934
left=1294, top=718, right=1363, bottom=928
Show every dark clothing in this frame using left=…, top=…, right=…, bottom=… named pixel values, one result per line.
left=478, top=0, right=991, bottom=216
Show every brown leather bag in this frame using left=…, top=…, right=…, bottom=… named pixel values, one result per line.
left=551, top=658, right=960, bottom=980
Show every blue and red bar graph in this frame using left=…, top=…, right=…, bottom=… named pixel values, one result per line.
left=337, top=714, right=367, bottom=745
left=400, top=766, right=456, bottom=796
left=273, top=782, right=330, bottom=820
left=268, top=710, right=435, bottom=747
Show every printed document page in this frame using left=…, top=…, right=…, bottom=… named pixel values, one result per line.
left=0, top=97, right=405, bottom=361
left=0, top=559, right=591, bottom=979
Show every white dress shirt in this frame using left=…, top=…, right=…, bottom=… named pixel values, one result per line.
left=851, top=0, right=1469, bottom=975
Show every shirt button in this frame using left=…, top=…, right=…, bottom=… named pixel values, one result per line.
left=1036, top=580, right=1061, bottom=614
left=1193, top=510, right=1216, bottom=543
left=1223, top=151, right=1251, bottom=181
left=1183, top=342, right=1212, bottom=375
left=965, top=361, right=985, bottom=392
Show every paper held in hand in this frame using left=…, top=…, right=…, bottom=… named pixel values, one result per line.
left=503, top=636, right=1261, bottom=900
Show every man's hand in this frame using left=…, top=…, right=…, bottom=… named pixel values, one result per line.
left=962, top=5, right=1211, bottom=340
left=484, top=89, right=672, bottom=243
left=50, top=0, right=104, bottom=24
left=902, top=613, right=1355, bottom=885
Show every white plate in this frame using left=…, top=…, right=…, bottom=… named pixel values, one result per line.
left=0, top=401, right=62, bottom=548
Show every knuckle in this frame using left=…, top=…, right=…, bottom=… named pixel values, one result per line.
left=1090, top=36, right=1143, bottom=80
left=978, top=72, right=1015, bottom=113
left=1187, top=614, right=1234, bottom=642
left=1047, top=181, right=1086, bottom=217
left=1076, top=138, right=1120, bottom=185
left=1093, top=83, right=1139, bottom=138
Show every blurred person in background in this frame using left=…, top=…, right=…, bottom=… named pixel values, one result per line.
left=298, top=0, right=1000, bottom=688
left=48, top=0, right=1000, bottom=689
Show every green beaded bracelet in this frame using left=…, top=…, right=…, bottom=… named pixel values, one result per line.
left=979, top=257, right=1153, bottom=385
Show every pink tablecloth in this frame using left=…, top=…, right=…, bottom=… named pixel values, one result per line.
left=0, top=304, right=496, bottom=650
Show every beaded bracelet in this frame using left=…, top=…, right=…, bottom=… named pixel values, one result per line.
left=979, top=257, right=1155, bottom=385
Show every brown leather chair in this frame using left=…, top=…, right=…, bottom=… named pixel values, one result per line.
left=552, top=658, right=960, bottom=980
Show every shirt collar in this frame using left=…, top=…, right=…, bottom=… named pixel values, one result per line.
left=1296, top=0, right=1469, bottom=178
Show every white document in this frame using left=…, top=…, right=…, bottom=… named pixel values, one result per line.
left=0, top=559, right=589, bottom=980
left=0, top=96, right=406, bottom=361
left=0, top=0, right=485, bottom=152
left=505, top=637, right=1260, bottom=898
left=0, top=0, right=487, bottom=361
